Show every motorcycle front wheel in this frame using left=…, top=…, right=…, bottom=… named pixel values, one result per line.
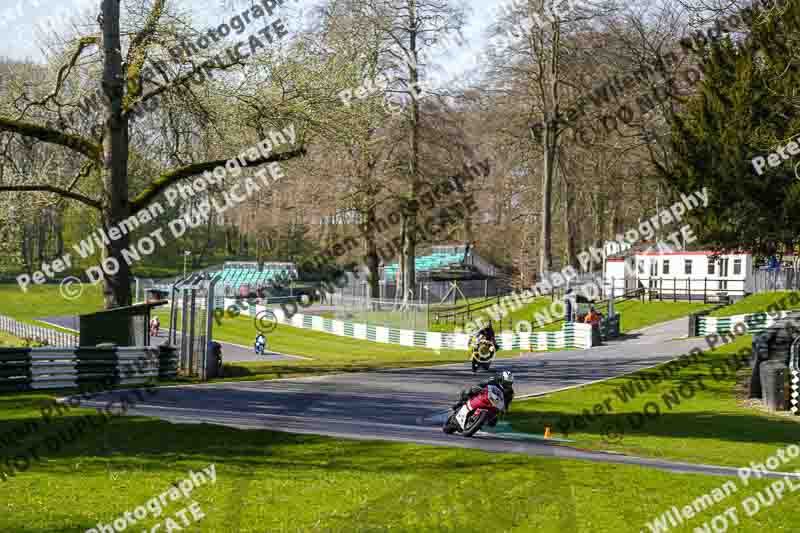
left=442, top=414, right=457, bottom=434
left=461, top=410, right=490, bottom=437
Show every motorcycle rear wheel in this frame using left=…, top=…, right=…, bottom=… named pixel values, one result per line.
left=461, top=410, right=490, bottom=437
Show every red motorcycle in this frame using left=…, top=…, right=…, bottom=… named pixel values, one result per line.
left=442, top=383, right=507, bottom=437
left=149, top=319, right=160, bottom=339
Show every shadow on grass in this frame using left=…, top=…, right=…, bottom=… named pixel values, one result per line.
left=0, top=411, right=533, bottom=481
left=509, top=409, right=800, bottom=447
left=219, top=359, right=472, bottom=380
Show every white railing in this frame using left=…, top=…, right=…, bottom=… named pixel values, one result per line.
left=0, top=315, right=78, bottom=347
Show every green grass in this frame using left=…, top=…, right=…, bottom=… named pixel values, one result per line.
left=312, top=309, right=431, bottom=330
left=0, top=331, right=28, bottom=347
left=431, top=297, right=713, bottom=335
left=507, top=335, right=800, bottom=467
left=0, top=391, right=797, bottom=532
left=708, top=290, right=800, bottom=317
left=153, top=309, right=531, bottom=381
left=612, top=299, right=715, bottom=332
left=0, top=283, right=104, bottom=326
left=523, top=299, right=713, bottom=333
left=0, top=283, right=532, bottom=381
left=429, top=297, right=557, bottom=333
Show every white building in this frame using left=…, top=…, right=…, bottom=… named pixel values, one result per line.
left=605, top=250, right=754, bottom=300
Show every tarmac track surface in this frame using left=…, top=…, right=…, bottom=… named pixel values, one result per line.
left=36, top=315, right=306, bottom=362
left=74, top=318, right=797, bottom=479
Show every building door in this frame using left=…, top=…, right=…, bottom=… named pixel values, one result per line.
left=649, top=260, right=658, bottom=289
left=719, top=258, right=729, bottom=290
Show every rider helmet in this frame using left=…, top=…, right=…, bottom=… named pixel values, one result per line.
left=501, top=370, right=514, bottom=384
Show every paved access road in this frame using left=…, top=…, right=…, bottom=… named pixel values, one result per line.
left=76, top=318, right=793, bottom=479
left=36, top=315, right=307, bottom=362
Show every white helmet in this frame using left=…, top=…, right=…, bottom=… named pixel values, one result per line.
left=501, top=370, right=514, bottom=384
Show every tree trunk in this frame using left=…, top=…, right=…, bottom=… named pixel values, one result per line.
left=363, top=206, right=380, bottom=299
left=21, top=225, right=33, bottom=277
left=401, top=209, right=417, bottom=301
left=397, top=216, right=406, bottom=298
left=225, top=224, right=235, bottom=255
left=101, top=0, right=131, bottom=308
left=562, top=174, right=577, bottom=267
left=540, top=143, right=554, bottom=272
left=37, top=220, right=46, bottom=265
left=55, top=210, right=64, bottom=257
left=400, top=0, right=420, bottom=305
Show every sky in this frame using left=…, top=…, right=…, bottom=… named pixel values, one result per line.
left=0, top=0, right=500, bottom=85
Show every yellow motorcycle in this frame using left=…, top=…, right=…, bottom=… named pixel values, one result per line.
left=470, top=334, right=496, bottom=372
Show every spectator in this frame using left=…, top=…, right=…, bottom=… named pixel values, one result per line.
left=585, top=306, right=601, bottom=327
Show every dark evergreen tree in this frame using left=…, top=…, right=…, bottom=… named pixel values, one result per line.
left=663, top=0, right=800, bottom=255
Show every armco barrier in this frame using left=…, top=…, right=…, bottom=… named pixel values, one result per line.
left=696, top=310, right=800, bottom=336
left=233, top=299, right=594, bottom=351
left=0, top=346, right=175, bottom=392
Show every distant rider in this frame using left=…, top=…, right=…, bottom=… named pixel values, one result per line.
left=254, top=333, right=267, bottom=354
left=475, top=321, right=498, bottom=351
left=149, top=316, right=160, bottom=337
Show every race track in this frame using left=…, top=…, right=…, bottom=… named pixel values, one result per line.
left=36, top=315, right=307, bottom=362
left=73, top=318, right=795, bottom=479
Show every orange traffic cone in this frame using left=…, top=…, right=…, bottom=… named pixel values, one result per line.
left=544, top=425, right=552, bottom=439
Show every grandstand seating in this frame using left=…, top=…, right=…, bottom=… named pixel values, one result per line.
left=382, top=252, right=464, bottom=280
left=214, top=263, right=297, bottom=292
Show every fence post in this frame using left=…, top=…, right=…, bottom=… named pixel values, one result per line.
left=674, top=277, right=677, bottom=302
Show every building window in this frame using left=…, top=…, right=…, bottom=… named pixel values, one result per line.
left=638, top=260, right=644, bottom=274
left=708, top=260, right=715, bottom=275
left=650, top=261, right=657, bottom=276
left=663, top=260, right=670, bottom=275
left=733, top=259, right=742, bottom=275
left=685, top=259, right=693, bottom=275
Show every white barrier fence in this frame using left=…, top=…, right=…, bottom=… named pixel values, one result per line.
left=0, top=315, right=78, bottom=347
left=224, top=298, right=594, bottom=351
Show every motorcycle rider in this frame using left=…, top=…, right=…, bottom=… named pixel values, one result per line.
left=149, top=316, right=160, bottom=337
left=453, top=371, right=514, bottom=426
left=254, top=332, right=267, bottom=354
left=476, top=321, right=498, bottom=350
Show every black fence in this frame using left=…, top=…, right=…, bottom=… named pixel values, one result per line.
left=753, top=269, right=800, bottom=292
left=608, top=277, right=746, bottom=303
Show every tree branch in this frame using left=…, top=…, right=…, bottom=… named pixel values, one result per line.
left=125, top=0, right=166, bottom=104
left=123, top=55, right=246, bottom=118
left=0, top=184, right=101, bottom=210
left=0, top=117, right=102, bottom=161
left=129, top=147, right=307, bottom=212
left=20, top=36, right=101, bottom=119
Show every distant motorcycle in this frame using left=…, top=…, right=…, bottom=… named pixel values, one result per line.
left=254, top=334, right=267, bottom=355
left=470, top=334, right=496, bottom=372
left=442, top=382, right=507, bottom=437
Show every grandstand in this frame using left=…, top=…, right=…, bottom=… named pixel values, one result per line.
left=381, top=244, right=497, bottom=282
left=215, top=261, right=298, bottom=293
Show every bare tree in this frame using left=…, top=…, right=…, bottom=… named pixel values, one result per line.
left=0, top=0, right=308, bottom=307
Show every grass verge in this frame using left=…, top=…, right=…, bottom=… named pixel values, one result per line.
left=0, top=391, right=796, bottom=532
left=612, top=300, right=715, bottom=333
left=0, top=331, right=31, bottom=347
left=0, top=283, right=104, bottom=326
left=708, top=290, right=800, bottom=317
left=507, top=336, right=800, bottom=467
left=156, top=310, right=531, bottom=381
